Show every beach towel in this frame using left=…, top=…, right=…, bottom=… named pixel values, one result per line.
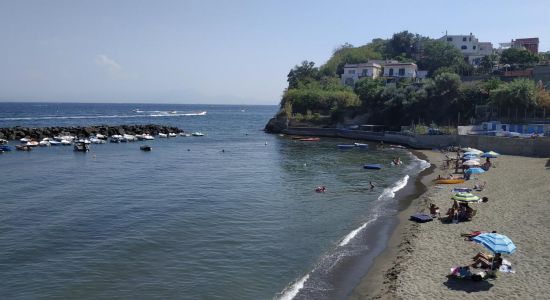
left=500, top=259, right=515, bottom=273
left=410, top=213, right=433, bottom=223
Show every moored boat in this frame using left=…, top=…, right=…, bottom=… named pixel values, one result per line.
left=15, top=144, right=32, bottom=151
left=140, top=145, right=152, bottom=151
left=158, top=133, right=168, bottom=138
left=338, top=144, right=355, bottom=149
left=354, top=143, right=369, bottom=148
left=0, top=145, right=14, bottom=151
left=299, top=137, right=320, bottom=142
left=0, top=138, right=8, bottom=145
left=73, top=141, right=90, bottom=152
left=191, top=132, right=204, bottom=137
left=168, top=132, right=177, bottom=137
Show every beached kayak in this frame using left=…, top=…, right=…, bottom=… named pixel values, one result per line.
left=435, top=179, right=465, bottom=184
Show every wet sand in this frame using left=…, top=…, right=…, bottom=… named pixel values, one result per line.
left=349, top=150, right=550, bottom=299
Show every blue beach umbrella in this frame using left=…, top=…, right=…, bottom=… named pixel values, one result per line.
left=465, top=167, right=485, bottom=175
left=473, top=233, right=516, bottom=254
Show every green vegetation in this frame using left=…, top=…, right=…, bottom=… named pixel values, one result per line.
left=278, top=31, right=549, bottom=130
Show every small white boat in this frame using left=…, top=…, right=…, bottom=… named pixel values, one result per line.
left=20, top=137, right=30, bottom=143
left=168, top=132, right=177, bottom=137
left=39, top=140, right=51, bottom=147
left=142, top=134, right=154, bottom=140
left=26, top=141, right=39, bottom=147
left=55, top=135, right=75, bottom=142
left=96, top=133, right=107, bottom=140
left=0, top=138, right=8, bottom=145
left=191, top=132, right=204, bottom=137
left=49, top=140, right=62, bottom=146
left=110, top=135, right=123, bottom=143
left=179, top=132, right=191, bottom=137
left=61, top=139, right=72, bottom=146
left=89, top=137, right=106, bottom=144
left=158, top=133, right=168, bottom=138
left=123, top=134, right=137, bottom=142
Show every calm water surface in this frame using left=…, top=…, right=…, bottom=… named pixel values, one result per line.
left=0, top=103, right=426, bottom=299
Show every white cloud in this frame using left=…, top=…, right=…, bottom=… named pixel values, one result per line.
left=95, top=54, right=122, bottom=73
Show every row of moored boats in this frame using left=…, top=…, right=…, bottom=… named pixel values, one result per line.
left=0, top=131, right=205, bottom=152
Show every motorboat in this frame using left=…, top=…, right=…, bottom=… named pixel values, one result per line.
left=49, top=140, right=62, bottom=146
left=191, top=132, right=204, bottom=137
left=110, top=135, right=123, bottom=143
left=140, top=145, right=152, bottom=151
left=54, top=135, right=75, bottom=142
left=354, top=143, right=369, bottom=148
left=0, top=138, right=8, bottom=145
left=168, top=132, right=177, bottom=137
left=39, top=140, right=51, bottom=147
left=179, top=132, right=191, bottom=137
left=299, top=137, right=320, bottom=142
left=60, top=139, right=72, bottom=146
left=0, top=145, right=13, bottom=151
left=158, top=133, right=168, bottom=138
left=26, top=141, right=39, bottom=147
left=338, top=144, right=355, bottom=149
left=363, top=164, right=383, bottom=170
left=15, top=144, right=32, bottom=151
left=73, top=141, right=90, bottom=152
left=123, top=134, right=137, bottom=142
left=141, top=134, right=155, bottom=140
left=89, top=137, right=106, bottom=144
left=96, top=133, right=107, bottom=140
left=20, top=137, right=30, bottom=143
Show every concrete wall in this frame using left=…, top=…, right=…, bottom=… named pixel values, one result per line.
left=282, top=127, right=550, bottom=157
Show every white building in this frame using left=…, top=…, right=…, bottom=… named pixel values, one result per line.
left=439, top=33, right=493, bottom=66
left=382, top=62, right=417, bottom=78
left=341, top=62, right=382, bottom=85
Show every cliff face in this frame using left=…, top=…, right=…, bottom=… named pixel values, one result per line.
left=264, top=115, right=288, bottom=133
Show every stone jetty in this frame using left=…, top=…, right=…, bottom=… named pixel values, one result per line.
left=0, top=124, right=184, bottom=140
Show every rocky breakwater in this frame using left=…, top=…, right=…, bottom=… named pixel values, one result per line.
left=0, top=124, right=184, bottom=140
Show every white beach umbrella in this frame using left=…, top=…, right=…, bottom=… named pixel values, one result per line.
left=461, top=147, right=483, bottom=154
left=463, top=160, right=481, bottom=166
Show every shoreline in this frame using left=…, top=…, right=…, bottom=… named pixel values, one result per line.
left=348, top=150, right=438, bottom=299
left=349, top=150, right=550, bottom=299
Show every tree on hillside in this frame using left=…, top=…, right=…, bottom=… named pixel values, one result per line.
left=500, top=48, right=539, bottom=65
left=287, top=61, right=319, bottom=89
left=489, top=78, right=536, bottom=110
left=417, top=40, right=464, bottom=76
left=354, top=77, right=385, bottom=109
left=319, top=43, right=384, bottom=76
left=386, top=31, right=415, bottom=58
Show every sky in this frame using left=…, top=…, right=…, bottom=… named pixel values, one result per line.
left=0, top=0, right=548, bottom=105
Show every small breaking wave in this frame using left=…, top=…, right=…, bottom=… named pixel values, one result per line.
left=338, top=218, right=377, bottom=247
left=275, top=274, right=310, bottom=300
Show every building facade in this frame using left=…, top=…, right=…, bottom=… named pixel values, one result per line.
left=439, top=33, right=493, bottom=66
left=512, top=38, right=539, bottom=54
left=341, top=62, right=382, bottom=85
left=382, top=63, right=417, bottom=78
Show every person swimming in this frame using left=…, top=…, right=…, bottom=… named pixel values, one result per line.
left=369, top=181, right=375, bottom=190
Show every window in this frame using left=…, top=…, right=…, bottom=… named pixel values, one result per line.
left=398, top=68, right=405, bottom=76
left=473, top=45, right=476, bottom=50
left=469, top=37, right=472, bottom=42
left=447, top=37, right=453, bottom=42
left=463, top=37, right=467, bottom=41
left=348, top=70, right=355, bottom=74
left=461, top=45, right=467, bottom=50
left=362, top=69, right=369, bottom=76
left=389, top=68, right=394, bottom=76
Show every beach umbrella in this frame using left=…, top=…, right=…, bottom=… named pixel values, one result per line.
left=451, top=192, right=480, bottom=203
left=481, top=151, right=500, bottom=158
left=463, top=160, right=480, bottom=166
left=465, top=167, right=485, bottom=175
left=472, top=233, right=516, bottom=254
left=462, top=155, right=479, bottom=161
left=464, top=151, right=480, bottom=156
left=461, top=147, right=482, bottom=154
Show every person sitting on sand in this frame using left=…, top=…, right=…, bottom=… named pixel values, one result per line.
left=473, top=253, right=503, bottom=270
left=429, top=203, right=440, bottom=218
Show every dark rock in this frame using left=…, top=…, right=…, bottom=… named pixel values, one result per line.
left=265, top=115, right=288, bottom=133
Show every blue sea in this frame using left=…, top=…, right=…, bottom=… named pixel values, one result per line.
left=0, top=103, right=429, bottom=299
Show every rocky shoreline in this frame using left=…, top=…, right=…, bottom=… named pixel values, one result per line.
left=0, top=124, right=184, bottom=140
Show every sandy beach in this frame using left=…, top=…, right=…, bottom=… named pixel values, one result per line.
left=350, top=150, right=550, bottom=299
